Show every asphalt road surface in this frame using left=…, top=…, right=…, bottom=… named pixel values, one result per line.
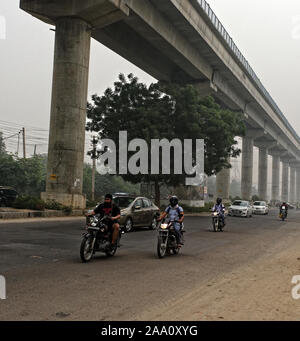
left=1, top=209, right=300, bottom=321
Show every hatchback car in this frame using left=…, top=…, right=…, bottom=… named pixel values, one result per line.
left=252, top=201, right=269, bottom=215
left=113, top=194, right=160, bottom=232
left=228, top=200, right=253, bottom=218
left=0, top=187, right=18, bottom=207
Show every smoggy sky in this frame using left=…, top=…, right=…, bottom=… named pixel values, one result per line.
left=0, top=0, right=300, bottom=158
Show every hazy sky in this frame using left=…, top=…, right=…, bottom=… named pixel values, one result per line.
left=0, top=0, right=300, bottom=159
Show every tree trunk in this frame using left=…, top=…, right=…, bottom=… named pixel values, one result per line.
left=154, top=180, right=160, bottom=208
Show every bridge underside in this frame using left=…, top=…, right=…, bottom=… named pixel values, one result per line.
left=20, top=0, right=300, bottom=205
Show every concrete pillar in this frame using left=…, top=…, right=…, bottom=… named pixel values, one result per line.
left=281, top=162, right=289, bottom=202
left=290, top=167, right=296, bottom=203
left=258, top=147, right=268, bottom=200
left=241, top=136, right=254, bottom=200
left=271, top=155, right=280, bottom=202
left=216, top=167, right=230, bottom=201
left=296, top=169, right=300, bottom=203
left=41, top=17, right=91, bottom=208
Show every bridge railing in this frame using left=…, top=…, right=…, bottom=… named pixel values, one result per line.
left=196, top=0, right=300, bottom=144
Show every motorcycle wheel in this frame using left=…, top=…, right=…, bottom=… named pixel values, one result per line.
left=80, top=237, right=94, bottom=263
left=213, top=219, right=218, bottom=232
left=157, top=237, right=167, bottom=259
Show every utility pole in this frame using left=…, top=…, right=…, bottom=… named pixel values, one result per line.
left=91, top=136, right=98, bottom=201
left=34, top=144, right=37, bottom=156
left=17, top=131, right=20, bottom=157
left=22, top=127, right=26, bottom=159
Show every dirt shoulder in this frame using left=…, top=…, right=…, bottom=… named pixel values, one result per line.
left=139, top=221, right=300, bottom=321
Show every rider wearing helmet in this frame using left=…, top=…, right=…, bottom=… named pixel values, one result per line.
left=158, top=195, right=184, bottom=246
left=279, top=202, right=288, bottom=218
left=212, top=197, right=226, bottom=226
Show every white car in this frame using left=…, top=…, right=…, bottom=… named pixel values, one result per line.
left=252, top=201, right=269, bottom=215
left=228, top=200, right=253, bottom=218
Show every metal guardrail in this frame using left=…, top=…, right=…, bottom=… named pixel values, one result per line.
left=196, top=0, right=300, bottom=145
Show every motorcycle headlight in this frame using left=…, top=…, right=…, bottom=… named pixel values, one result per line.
left=161, top=223, right=168, bottom=230
left=213, top=212, right=218, bottom=216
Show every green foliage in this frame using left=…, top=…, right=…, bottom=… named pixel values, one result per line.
left=12, top=195, right=46, bottom=211
left=86, top=74, right=246, bottom=204
left=44, top=199, right=64, bottom=210
left=83, top=163, right=139, bottom=201
left=0, top=153, right=47, bottom=197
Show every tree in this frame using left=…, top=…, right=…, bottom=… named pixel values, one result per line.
left=86, top=74, right=245, bottom=206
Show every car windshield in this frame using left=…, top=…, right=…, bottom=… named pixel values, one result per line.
left=113, top=197, right=135, bottom=208
left=253, top=202, right=265, bottom=206
left=233, top=201, right=247, bottom=207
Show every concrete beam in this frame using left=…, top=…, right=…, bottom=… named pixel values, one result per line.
left=20, top=0, right=130, bottom=28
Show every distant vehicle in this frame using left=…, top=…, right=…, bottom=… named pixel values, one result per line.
left=0, top=187, right=18, bottom=207
left=252, top=201, right=269, bottom=215
left=228, top=200, right=253, bottom=218
left=113, top=194, right=160, bottom=233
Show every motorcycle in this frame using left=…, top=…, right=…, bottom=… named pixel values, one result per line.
left=156, top=219, right=184, bottom=258
left=80, top=215, right=123, bottom=263
left=279, top=207, right=287, bottom=221
left=212, top=211, right=225, bottom=232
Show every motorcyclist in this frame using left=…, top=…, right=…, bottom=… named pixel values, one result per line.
left=279, top=202, right=288, bottom=219
left=88, top=193, right=121, bottom=249
left=158, top=195, right=184, bottom=247
left=212, top=197, right=226, bottom=226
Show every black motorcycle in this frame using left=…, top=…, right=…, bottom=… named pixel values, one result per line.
left=157, top=219, right=184, bottom=258
left=212, top=211, right=225, bottom=232
left=80, top=215, right=123, bottom=263
left=279, top=207, right=287, bottom=221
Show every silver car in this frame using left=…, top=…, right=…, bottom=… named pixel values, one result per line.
left=228, top=200, right=253, bottom=218
left=252, top=201, right=269, bottom=215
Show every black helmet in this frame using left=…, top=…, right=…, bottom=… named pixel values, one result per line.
left=169, top=195, right=179, bottom=207
left=216, top=197, right=222, bottom=205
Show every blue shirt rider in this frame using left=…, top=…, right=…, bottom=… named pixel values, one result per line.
left=212, top=198, right=226, bottom=226
left=158, top=196, right=184, bottom=246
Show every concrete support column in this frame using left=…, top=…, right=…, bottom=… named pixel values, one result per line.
left=271, top=155, right=280, bottom=202
left=281, top=162, right=289, bottom=202
left=216, top=167, right=230, bottom=201
left=241, top=136, right=254, bottom=200
left=258, top=147, right=268, bottom=200
left=290, top=167, right=296, bottom=203
left=297, top=169, right=300, bottom=203
left=41, top=17, right=91, bottom=208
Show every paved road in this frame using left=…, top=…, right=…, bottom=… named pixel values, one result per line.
left=0, top=209, right=300, bottom=320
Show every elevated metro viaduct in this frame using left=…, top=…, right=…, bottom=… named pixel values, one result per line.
left=20, top=0, right=300, bottom=207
